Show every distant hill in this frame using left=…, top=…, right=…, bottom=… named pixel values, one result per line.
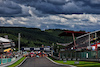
left=0, top=27, right=74, bottom=48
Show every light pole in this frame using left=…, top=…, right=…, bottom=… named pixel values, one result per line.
left=57, top=46, right=59, bottom=53
left=51, top=43, right=54, bottom=56
left=18, top=33, right=20, bottom=52
left=95, top=32, right=98, bottom=59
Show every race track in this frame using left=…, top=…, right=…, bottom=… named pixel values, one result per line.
left=19, top=57, right=70, bottom=67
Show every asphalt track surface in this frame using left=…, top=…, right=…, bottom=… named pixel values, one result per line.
left=19, top=57, right=70, bottom=67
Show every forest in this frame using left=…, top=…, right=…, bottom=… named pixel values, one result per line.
left=0, top=27, right=74, bottom=48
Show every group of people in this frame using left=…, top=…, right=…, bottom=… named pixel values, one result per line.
left=0, top=51, right=21, bottom=58
left=29, top=51, right=47, bottom=58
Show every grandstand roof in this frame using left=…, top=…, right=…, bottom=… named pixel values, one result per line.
left=77, top=30, right=100, bottom=39
left=56, top=42, right=73, bottom=46
left=59, top=31, right=87, bottom=37
left=65, top=42, right=74, bottom=49
left=0, top=37, right=11, bottom=43
left=59, top=30, right=100, bottom=51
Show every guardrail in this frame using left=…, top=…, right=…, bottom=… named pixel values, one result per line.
left=48, top=55, right=59, bottom=60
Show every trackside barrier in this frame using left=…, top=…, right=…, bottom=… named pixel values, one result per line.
left=0, top=56, right=23, bottom=67
left=60, top=50, right=100, bottom=61
left=2, top=58, right=7, bottom=64
left=0, top=56, right=21, bottom=65
left=8, top=58, right=11, bottom=62
left=0, top=59, right=1, bottom=64
left=11, top=57, right=16, bottom=61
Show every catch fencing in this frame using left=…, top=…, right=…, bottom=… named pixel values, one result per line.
left=60, top=50, right=100, bottom=61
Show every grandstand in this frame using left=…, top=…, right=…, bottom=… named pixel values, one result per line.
left=0, top=37, right=15, bottom=53
left=58, top=31, right=87, bottom=49
left=58, top=30, right=100, bottom=61
left=76, top=30, right=100, bottom=51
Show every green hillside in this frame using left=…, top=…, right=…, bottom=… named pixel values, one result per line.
left=0, top=27, right=73, bottom=48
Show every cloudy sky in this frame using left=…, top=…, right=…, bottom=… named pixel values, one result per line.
left=0, top=0, right=100, bottom=31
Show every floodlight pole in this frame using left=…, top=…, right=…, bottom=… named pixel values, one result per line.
left=72, top=33, right=77, bottom=59
left=72, top=33, right=76, bottom=49
left=95, top=32, right=98, bottom=59
left=89, top=34, right=90, bottom=47
left=18, top=33, right=20, bottom=52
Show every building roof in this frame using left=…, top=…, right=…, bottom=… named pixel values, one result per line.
left=59, top=31, right=87, bottom=37
left=62, top=30, right=100, bottom=50
left=56, top=42, right=73, bottom=46
left=0, top=37, right=11, bottom=43
left=76, top=30, right=100, bottom=39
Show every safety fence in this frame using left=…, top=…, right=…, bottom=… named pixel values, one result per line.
left=0, top=56, right=21, bottom=65
left=60, top=50, right=100, bottom=60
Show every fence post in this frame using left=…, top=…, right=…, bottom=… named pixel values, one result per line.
left=71, top=51, right=72, bottom=60
left=1, top=59, right=2, bottom=64
left=6, top=58, right=7, bottom=63
left=66, top=52, right=67, bottom=60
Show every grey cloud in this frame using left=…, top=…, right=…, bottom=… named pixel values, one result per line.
left=1, top=14, right=100, bottom=32
left=73, top=0, right=100, bottom=8
left=0, top=0, right=22, bottom=16
left=34, top=2, right=62, bottom=14
left=10, top=0, right=68, bottom=5
left=47, top=0, right=69, bottom=5
left=0, top=0, right=31, bottom=17
left=9, top=0, right=100, bottom=14
left=0, top=0, right=100, bottom=32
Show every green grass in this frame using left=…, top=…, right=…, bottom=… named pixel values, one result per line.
left=48, top=57, right=100, bottom=67
left=8, top=57, right=26, bottom=67
left=54, top=60, right=100, bottom=67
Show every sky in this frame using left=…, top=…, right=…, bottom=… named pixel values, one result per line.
left=0, top=0, right=100, bottom=32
